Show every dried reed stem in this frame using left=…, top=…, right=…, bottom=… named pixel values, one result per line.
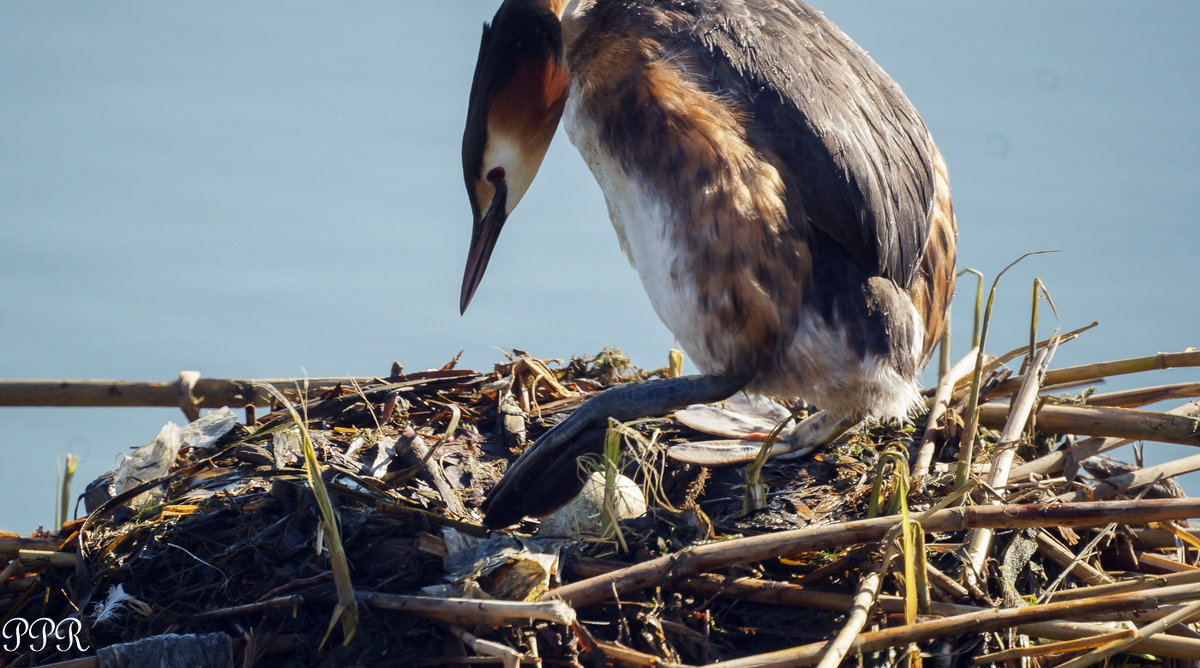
left=977, top=402, right=1200, bottom=446
left=816, top=552, right=890, bottom=668
left=988, top=350, right=1200, bottom=397
left=1005, top=401, right=1200, bottom=484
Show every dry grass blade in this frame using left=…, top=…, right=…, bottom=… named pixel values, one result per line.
left=258, top=382, right=359, bottom=648
left=980, top=321, right=1099, bottom=381
left=57, top=453, right=79, bottom=531
left=954, top=252, right=1059, bottom=490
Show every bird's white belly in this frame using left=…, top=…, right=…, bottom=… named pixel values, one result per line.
left=564, top=96, right=718, bottom=373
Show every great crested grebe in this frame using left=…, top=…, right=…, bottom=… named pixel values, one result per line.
left=459, top=0, right=957, bottom=529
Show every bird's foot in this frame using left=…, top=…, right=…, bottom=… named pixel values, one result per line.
left=671, top=398, right=858, bottom=466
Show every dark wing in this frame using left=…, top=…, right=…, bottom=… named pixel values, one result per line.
left=683, top=0, right=936, bottom=287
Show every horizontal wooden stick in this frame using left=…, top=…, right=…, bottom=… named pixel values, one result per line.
left=1005, top=401, right=1200, bottom=484
left=0, top=370, right=485, bottom=410
left=0, top=376, right=370, bottom=408
left=0, top=537, right=60, bottom=558
left=988, top=350, right=1200, bottom=397
left=16, top=549, right=78, bottom=568
left=1046, top=568, right=1200, bottom=602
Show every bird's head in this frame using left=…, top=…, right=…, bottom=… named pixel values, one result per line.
left=459, top=0, right=571, bottom=313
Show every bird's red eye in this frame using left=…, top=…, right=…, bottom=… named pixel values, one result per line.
left=486, top=167, right=505, bottom=183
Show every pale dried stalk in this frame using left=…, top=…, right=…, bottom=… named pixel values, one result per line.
left=671, top=572, right=1200, bottom=660
left=0, top=537, right=59, bottom=558
left=1039, top=486, right=1151, bottom=602
left=360, top=592, right=576, bottom=627
left=194, top=595, right=305, bottom=622
left=963, top=344, right=1051, bottom=586
left=1130, top=525, right=1200, bottom=550
left=1136, top=552, right=1198, bottom=574
left=1047, top=569, right=1200, bottom=602
left=0, top=371, right=487, bottom=410
left=451, top=625, right=521, bottom=668
left=948, top=321, right=1099, bottom=403
left=0, top=375, right=371, bottom=408
left=593, top=640, right=688, bottom=668
left=14, top=549, right=78, bottom=569
left=925, top=562, right=970, bottom=601
left=815, top=549, right=893, bottom=668
left=912, top=347, right=978, bottom=482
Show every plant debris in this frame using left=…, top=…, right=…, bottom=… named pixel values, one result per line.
left=3, top=343, right=1200, bottom=667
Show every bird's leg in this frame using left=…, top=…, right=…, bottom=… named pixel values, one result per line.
left=669, top=405, right=860, bottom=466
left=482, top=372, right=750, bottom=528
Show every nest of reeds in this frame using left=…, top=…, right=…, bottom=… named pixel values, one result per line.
left=3, top=328, right=1200, bottom=666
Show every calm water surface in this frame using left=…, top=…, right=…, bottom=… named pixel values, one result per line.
left=1, top=2, right=1197, bottom=531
